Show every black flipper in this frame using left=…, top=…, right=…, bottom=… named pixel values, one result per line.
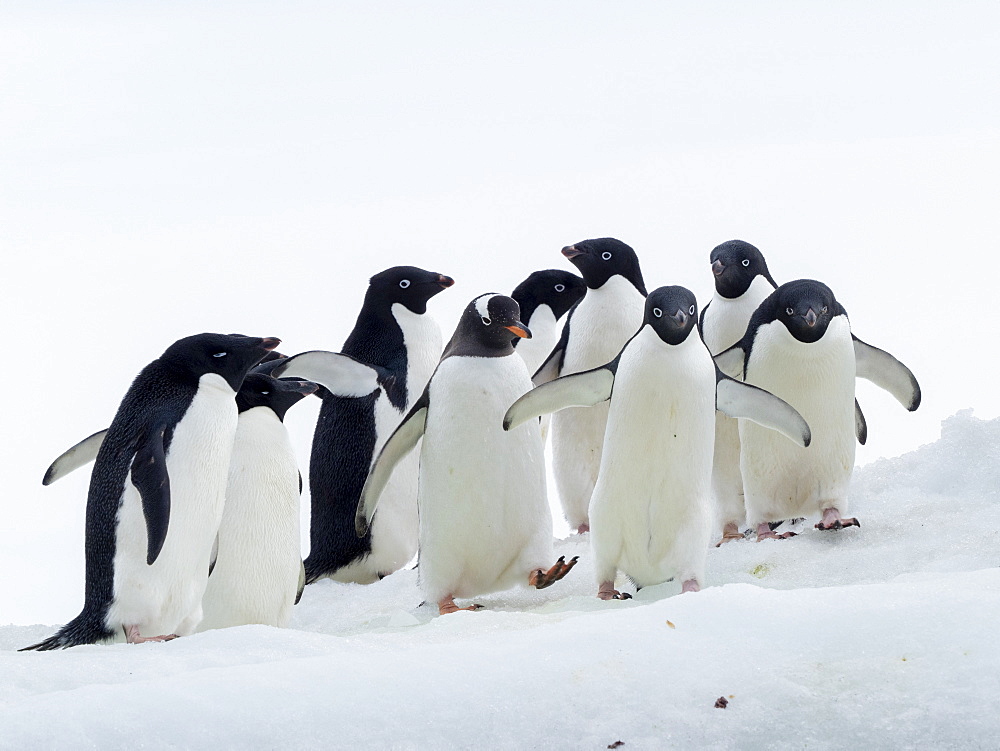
left=130, top=424, right=171, bottom=565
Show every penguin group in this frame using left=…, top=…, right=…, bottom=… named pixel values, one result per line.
left=23, top=237, right=920, bottom=649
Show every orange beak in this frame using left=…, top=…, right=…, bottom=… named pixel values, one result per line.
left=504, top=324, right=531, bottom=339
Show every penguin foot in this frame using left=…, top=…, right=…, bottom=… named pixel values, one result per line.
left=530, top=556, right=579, bottom=589
left=124, top=625, right=178, bottom=644
left=681, top=579, right=701, bottom=593
left=815, top=508, right=860, bottom=531
left=755, top=523, right=797, bottom=542
left=597, top=581, right=632, bottom=600
left=715, top=523, right=744, bottom=547
left=576, top=523, right=590, bottom=534
left=437, top=597, right=484, bottom=615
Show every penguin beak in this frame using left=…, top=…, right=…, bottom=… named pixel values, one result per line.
left=804, top=308, right=818, bottom=327
left=437, top=275, right=454, bottom=289
left=670, top=309, right=689, bottom=327
left=561, top=245, right=583, bottom=260
left=711, top=260, right=725, bottom=277
left=504, top=323, right=532, bottom=339
left=287, top=380, right=319, bottom=395
left=261, top=337, right=281, bottom=351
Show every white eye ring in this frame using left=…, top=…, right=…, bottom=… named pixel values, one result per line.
left=213, top=352, right=227, bottom=358
left=688, top=305, right=695, bottom=315
left=652, top=307, right=663, bottom=318
left=554, top=283, right=565, bottom=292
left=821, top=306, right=829, bottom=315
left=742, top=259, right=750, bottom=267
left=601, top=251, right=612, bottom=261
left=261, top=391, right=269, bottom=395
left=786, top=307, right=794, bottom=316
left=481, top=316, right=491, bottom=325
left=399, top=279, right=411, bottom=288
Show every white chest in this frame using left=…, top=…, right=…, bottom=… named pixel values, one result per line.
left=563, top=276, right=645, bottom=374
left=701, top=275, right=775, bottom=356
left=516, top=304, right=558, bottom=376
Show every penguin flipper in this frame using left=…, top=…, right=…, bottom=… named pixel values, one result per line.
left=714, top=344, right=746, bottom=379
left=356, top=401, right=428, bottom=537
left=855, top=399, right=868, bottom=445
left=42, top=428, right=108, bottom=485
left=295, top=560, right=306, bottom=605
left=130, top=424, right=171, bottom=565
left=208, top=532, right=220, bottom=576
left=531, top=314, right=573, bottom=386
left=715, top=369, right=811, bottom=448
left=504, top=365, right=615, bottom=431
left=270, top=350, right=381, bottom=398
left=853, top=336, right=921, bottom=411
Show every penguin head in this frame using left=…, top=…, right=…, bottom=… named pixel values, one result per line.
left=710, top=240, right=776, bottom=299
left=160, top=333, right=280, bottom=391
left=645, top=286, right=698, bottom=345
left=772, top=279, right=842, bottom=344
left=511, top=269, right=586, bottom=322
left=368, top=266, right=454, bottom=314
left=236, top=373, right=318, bottom=421
left=561, top=238, right=646, bottom=295
left=445, top=294, right=531, bottom=357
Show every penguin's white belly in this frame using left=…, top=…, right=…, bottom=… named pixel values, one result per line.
left=516, top=304, right=558, bottom=376
left=740, top=317, right=857, bottom=524
left=590, top=330, right=714, bottom=586
left=200, top=408, right=301, bottom=630
left=418, top=356, right=552, bottom=602
left=338, top=306, right=442, bottom=582
left=701, top=276, right=776, bottom=357
left=552, top=277, right=645, bottom=526
left=106, top=374, right=237, bottom=637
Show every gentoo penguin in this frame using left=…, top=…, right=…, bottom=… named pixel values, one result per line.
left=274, top=266, right=453, bottom=585
left=715, top=279, right=920, bottom=540
left=505, top=287, right=810, bottom=600
left=199, top=373, right=317, bottom=630
left=699, top=240, right=779, bottom=546
left=534, top=238, right=647, bottom=533
left=356, top=294, right=577, bottom=615
left=23, top=333, right=279, bottom=650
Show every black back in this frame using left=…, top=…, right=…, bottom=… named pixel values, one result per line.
left=23, top=333, right=276, bottom=650
left=709, top=240, right=777, bottom=299
left=561, top=238, right=647, bottom=296
left=645, top=286, right=699, bottom=346
left=305, top=266, right=452, bottom=582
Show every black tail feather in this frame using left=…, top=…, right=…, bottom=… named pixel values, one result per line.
left=19, top=612, right=115, bottom=652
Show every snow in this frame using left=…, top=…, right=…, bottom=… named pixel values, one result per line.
left=3, top=411, right=999, bottom=749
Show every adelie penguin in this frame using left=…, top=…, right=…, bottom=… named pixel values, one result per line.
left=23, top=333, right=279, bottom=650
left=272, top=266, right=453, bottom=585
left=357, top=294, right=577, bottom=615
left=715, top=279, right=920, bottom=540
left=534, top=238, right=647, bottom=534
left=699, top=240, right=779, bottom=546
left=506, top=287, right=810, bottom=600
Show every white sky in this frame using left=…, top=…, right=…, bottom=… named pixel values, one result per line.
left=2, top=1, right=998, bottom=623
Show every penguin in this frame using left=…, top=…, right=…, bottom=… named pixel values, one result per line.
left=505, top=286, right=811, bottom=600
left=356, top=294, right=577, bottom=615
left=198, top=373, right=317, bottom=631
left=23, top=333, right=279, bottom=650
left=534, top=238, right=647, bottom=533
left=698, top=240, right=779, bottom=546
left=273, top=266, right=453, bottom=585
left=715, top=279, right=920, bottom=540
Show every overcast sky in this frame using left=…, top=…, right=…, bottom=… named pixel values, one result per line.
left=3, top=1, right=998, bottom=624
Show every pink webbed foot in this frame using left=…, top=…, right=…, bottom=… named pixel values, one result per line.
left=715, top=522, right=744, bottom=547
left=576, top=523, right=590, bottom=534
left=124, top=625, right=178, bottom=644
left=681, top=579, right=701, bottom=594
left=437, top=596, right=484, bottom=615
left=756, top=522, right=797, bottom=542
left=597, top=581, right=632, bottom=600
left=815, top=508, right=860, bottom=531
left=529, top=556, right=579, bottom=589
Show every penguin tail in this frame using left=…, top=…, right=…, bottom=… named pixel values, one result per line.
left=19, top=611, right=116, bottom=651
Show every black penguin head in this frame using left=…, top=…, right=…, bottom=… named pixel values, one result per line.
left=772, top=279, right=842, bottom=344
left=710, top=240, right=776, bottom=299
left=445, top=294, right=531, bottom=358
left=236, top=373, right=317, bottom=421
left=645, top=286, right=698, bottom=345
left=511, top=269, right=586, bottom=322
left=160, top=333, right=280, bottom=391
left=367, top=266, right=454, bottom=314
left=561, top=238, right=647, bottom=295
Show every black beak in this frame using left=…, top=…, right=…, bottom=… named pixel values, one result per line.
left=804, top=308, right=817, bottom=327
left=561, top=245, right=584, bottom=260
left=670, top=309, right=689, bottom=327
left=711, top=260, right=724, bottom=277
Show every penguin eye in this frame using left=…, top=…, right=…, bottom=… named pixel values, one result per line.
left=399, top=279, right=411, bottom=289
left=261, top=391, right=270, bottom=395
left=213, top=352, right=227, bottom=358
left=481, top=316, right=491, bottom=325
left=688, top=305, right=696, bottom=315
left=652, top=307, right=663, bottom=318
left=554, top=283, right=566, bottom=292
left=821, top=306, right=829, bottom=315
left=785, top=307, right=794, bottom=316
left=742, top=259, right=750, bottom=267
left=601, top=251, right=612, bottom=261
